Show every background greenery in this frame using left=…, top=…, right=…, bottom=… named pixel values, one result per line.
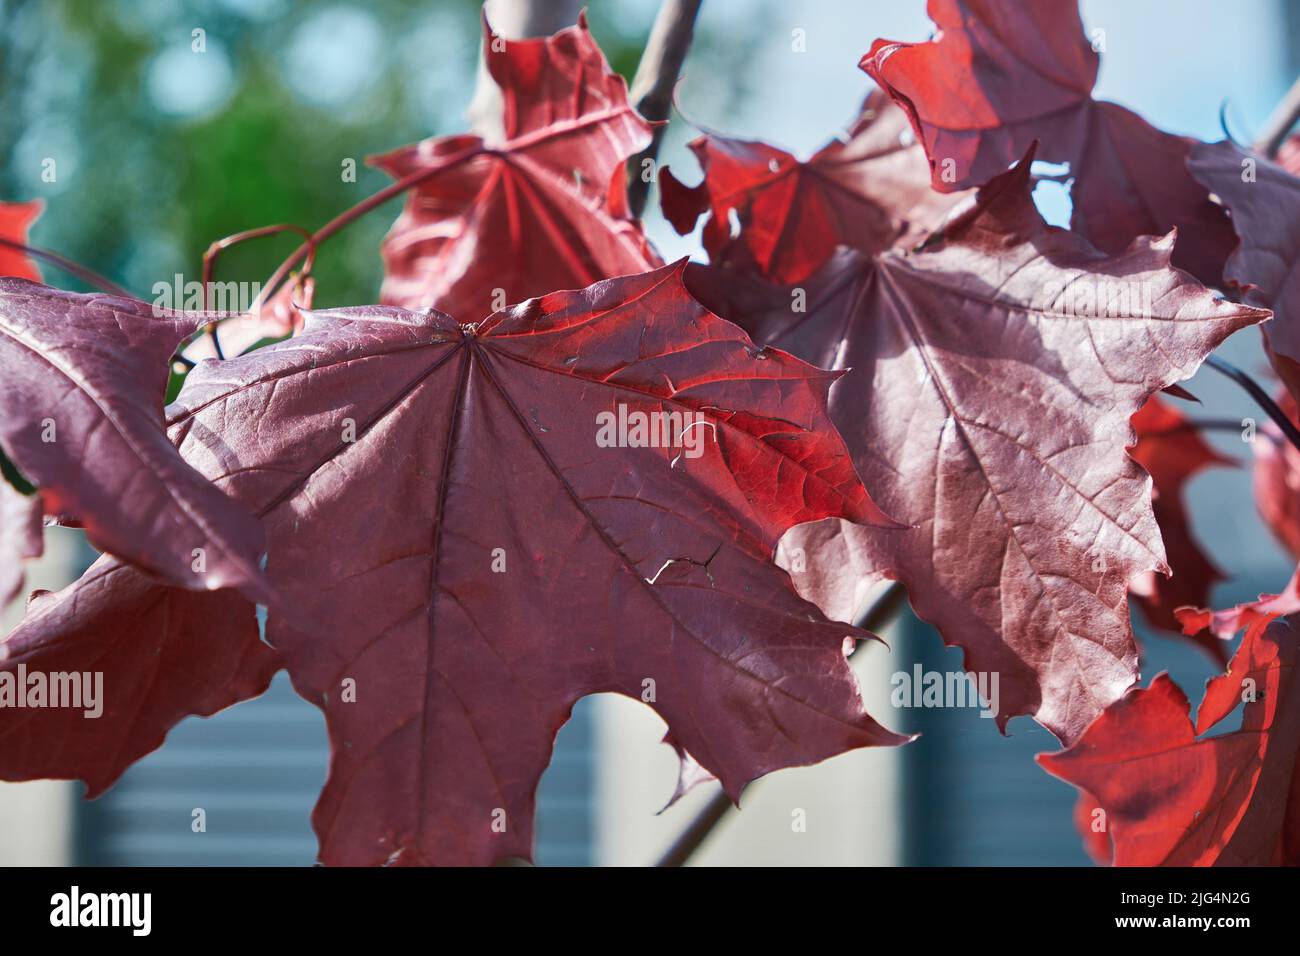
left=0, top=0, right=759, bottom=310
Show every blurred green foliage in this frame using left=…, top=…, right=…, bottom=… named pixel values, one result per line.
left=0, top=0, right=753, bottom=309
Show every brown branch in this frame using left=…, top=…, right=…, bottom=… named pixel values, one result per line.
left=468, top=0, right=582, bottom=138
left=626, top=0, right=703, bottom=219
left=1204, top=354, right=1300, bottom=453
left=1255, top=74, right=1300, bottom=157
left=655, top=579, right=906, bottom=867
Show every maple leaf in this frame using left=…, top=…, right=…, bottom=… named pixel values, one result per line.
left=1253, top=389, right=1300, bottom=560
left=0, top=556, right=276, bottom=792
left=1188, top=141, right=1300, bottom=395
left=2, top=262, right=906, bottom=865
left=861, top=0, right=1236, bottom=286
left=1040, top=615, right=1300, bottom=865
left=659, top=90, right=967, bottom=284
left=370, top=14, right=660, bottom=320
left=0, top=280, right=272, bottom=599
left=692, top=153, right=1265, bottom=743
left=1126, top=395, right=1232, bottom=663
left=0, top=199, right=43, bottom=282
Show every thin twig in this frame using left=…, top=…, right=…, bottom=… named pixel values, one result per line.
left=252, top=143, right=483, bottom=316
left=626, top=0, right=703, bottom=219
left=655, top=580, right=906, bottom=867
left=1137, top=418, right=1252, bottom=438
left=0, top=237, right=132, bottom=297
left=199, top=223, right=318, bottom=360
left=468, top=0, right=582, bottom=138
left=1255, top=74, right=1300, bottom=157
left=1203, top=354, right=1300, bottom=453
left=654, top=787, right=733, bottom=868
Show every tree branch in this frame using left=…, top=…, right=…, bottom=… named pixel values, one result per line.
left=467, top=0, right=582, bottom=139
left=626, top=0, right=703, bottom=219
left=1255, top=75, right=1300, bottom=157
left=1203, top=354, right=1300, bottom=452
left=655, top=579, right=906, bottom=867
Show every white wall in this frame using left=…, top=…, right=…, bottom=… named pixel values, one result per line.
left=0, top=528, right=83, bottom=866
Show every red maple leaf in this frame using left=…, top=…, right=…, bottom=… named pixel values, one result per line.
left=689, top=153, right=1264, bottom=743
left=369, top=14, right=660, bottom=320
left=659, top=89, right=967, bottom=284
left=1040, top=615, right=1300, bottom=866
left=0, top=199, right=42, bottom=282
left=1126, top=395, right=1232, bottom=663
left=1253, top=389, right=1300, bottom=561
left=1, top=262, right=907, bottom=865
left=0, top=280, right=272, bottom=601
left=862, top=0, right=1236, bottom=286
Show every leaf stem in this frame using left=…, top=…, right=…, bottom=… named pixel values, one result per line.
left=200, top=223, right=318, bottom=359
left=625, top=0, right=703, bottom=219
left=654, top=579, right=905, bottom=867
left=1203, top=354, right=1300, bottom=453
left=0, top=237, right=132, bottom=298
left=250, top=144, right=482, bottom=314
left=1183, top=418, right=1251, bottom=433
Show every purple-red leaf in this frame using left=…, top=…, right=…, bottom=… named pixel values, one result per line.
left=0, top=280, right=271, bottom=599
left=1188, top=141, right=1300, bottom=393
left=862, top=0, right=1236, bottom=286
left=5, top=262, right=906, bottom=865
left=0, top=556, right=275, bottom=793
left=697, top=155, right=1264, bottom=743
left=660, top=90, right=966, bottom=283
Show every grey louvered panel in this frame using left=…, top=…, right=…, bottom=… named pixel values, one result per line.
left=78, top=674, right=595, bottom=866
left=897, top=612, right=1092, bottom=867
left=77, top=673, right=327, bottom=866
